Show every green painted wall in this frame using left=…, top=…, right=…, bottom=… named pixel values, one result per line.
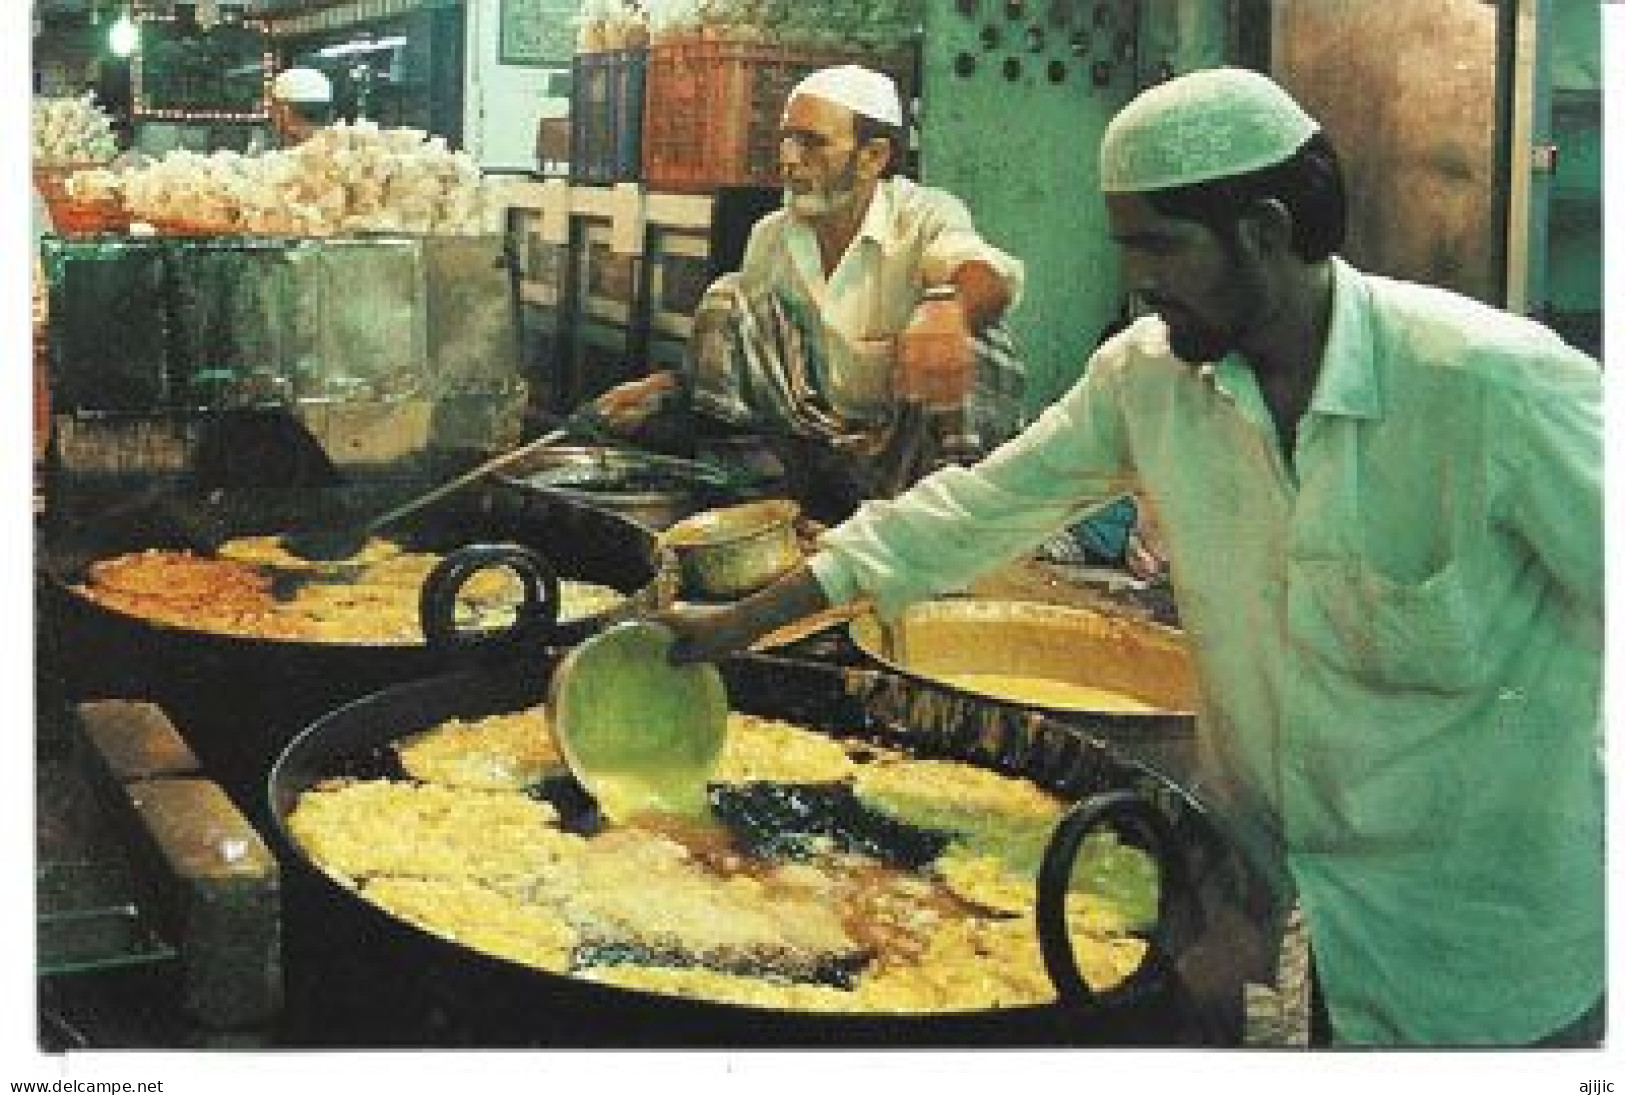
left=918, top=0, right=1229, bottom=413
left=1545, top=0, right=1601, bottom=352
left=1550, top=0, right=1601, bottom=92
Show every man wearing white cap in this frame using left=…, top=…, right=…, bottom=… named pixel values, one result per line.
left=266, top=66, right=333, bottom=149
left=657, top=68, right=1603, bottom=1047
left=593, top=64, right=1028, bottom=523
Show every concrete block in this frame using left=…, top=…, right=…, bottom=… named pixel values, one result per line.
left=75, top=700, right=200, bottom=783
left=124, top=778, right=281, bottom=1030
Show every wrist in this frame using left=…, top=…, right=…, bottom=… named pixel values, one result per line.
left=734, top=563, right=830, bottom=641
left=907, top=290, right=971, bottom=338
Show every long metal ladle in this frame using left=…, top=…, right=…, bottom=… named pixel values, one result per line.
left=277, top=425, right=573, bottom=562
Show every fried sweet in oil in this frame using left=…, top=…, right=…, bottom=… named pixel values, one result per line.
left=216, top=534, right=404, bottom=570
left=77, top=543, right=626, bottom=643
left=289, top=708, right=1162, bottom=1013
left=394, top=706, right=565, bottom=790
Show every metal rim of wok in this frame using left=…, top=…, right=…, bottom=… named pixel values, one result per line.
left=262, top=652, right=1261, bottom=1045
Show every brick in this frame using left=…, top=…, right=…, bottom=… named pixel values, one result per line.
left=124, top=778, right=281, bottom=1030
left=75, top=701, right=200, bottom=783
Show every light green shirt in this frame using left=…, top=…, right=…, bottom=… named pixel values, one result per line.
left=809, top=258, right=1603, bottom=1044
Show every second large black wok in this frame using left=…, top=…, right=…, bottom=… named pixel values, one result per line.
left=265, top=651, right=1280, bottom=1048
left=37, top=481, right=660, bottom=823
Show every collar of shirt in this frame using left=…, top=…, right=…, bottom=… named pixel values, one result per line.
left=855, top=177, right=905, bottom=256
left=1198, top=257, right=1384, bottom=424
left=784, top=177, right=904, bottom=292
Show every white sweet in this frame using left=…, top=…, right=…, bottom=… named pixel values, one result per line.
left=117, top=120, right=500, bottom=237
left=32, top=94, right=119, bottom=167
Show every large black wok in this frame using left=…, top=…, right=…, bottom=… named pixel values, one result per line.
left=37, top=481, right=660, bottom=823
left=265, top=650, right=1279, bottom=1048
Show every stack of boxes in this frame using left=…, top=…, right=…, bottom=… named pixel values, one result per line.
left=572, top=0, right=917, bottom=193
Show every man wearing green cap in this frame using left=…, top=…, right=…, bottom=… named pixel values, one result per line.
left=659, top=67, right=1603, bottom=1046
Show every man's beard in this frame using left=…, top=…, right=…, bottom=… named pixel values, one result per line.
left=784, top=152, right=862, bottom=219
left=1156, top=260, right=1263, bottom=365
left=1162, top=310, right=1241, bottom=365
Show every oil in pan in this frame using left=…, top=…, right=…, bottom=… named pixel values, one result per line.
left=285, top=702, right=1161, bottom=1017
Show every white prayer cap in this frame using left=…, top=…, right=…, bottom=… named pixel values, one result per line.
left=270, top=67, right=332, bottom=104
left=1100, top=67, right=1319, bottom=193
left=787, top=65, right=903, bottom=127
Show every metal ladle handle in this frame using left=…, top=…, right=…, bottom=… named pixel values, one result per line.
left=364, top=426, right=571, bottom=540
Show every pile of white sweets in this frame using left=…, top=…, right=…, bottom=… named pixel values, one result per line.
left=70, top=120, right=505, bottom=237
left=33, top=94, right=119, bottom=167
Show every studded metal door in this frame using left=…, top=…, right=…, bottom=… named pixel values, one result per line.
left=919, top=0, right=1225, bottom=410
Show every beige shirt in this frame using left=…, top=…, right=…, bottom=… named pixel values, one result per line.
left=810, top=258, right=1603, bottom=1044
left=739, top=177, right=1023, bottom=420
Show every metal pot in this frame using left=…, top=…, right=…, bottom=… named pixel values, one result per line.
left=849, top=599, right=1196, bottom=711
left=490, top=445, right=740, bottom=531
left=848, top=599, right=1199, bottom=774
left=266, top=653, right=1274, bottom=1047
left=659, top=498, right=802, bottom=600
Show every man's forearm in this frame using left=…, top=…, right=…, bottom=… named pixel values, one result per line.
left=737, top=563, right=832, bottom=637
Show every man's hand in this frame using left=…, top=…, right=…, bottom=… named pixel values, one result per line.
left=593, top=371, right=680, bottom=435
left=654, top=564, right=833, bottom=665
left=895, top=293, right=975, bottom=408
left=650, top=602, right=770, bottom=665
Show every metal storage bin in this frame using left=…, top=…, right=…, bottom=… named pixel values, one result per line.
left=39, top=234, right=526, bottom=499
left=569, top=49, right=647, bottom=184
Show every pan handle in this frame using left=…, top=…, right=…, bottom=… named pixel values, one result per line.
left=1035, top=788, right=1199, bottom=1009
left=419, top=543, right=562, bottom=654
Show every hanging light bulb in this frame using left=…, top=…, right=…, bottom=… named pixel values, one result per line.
left=109, top=9, right=140, bottom=57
